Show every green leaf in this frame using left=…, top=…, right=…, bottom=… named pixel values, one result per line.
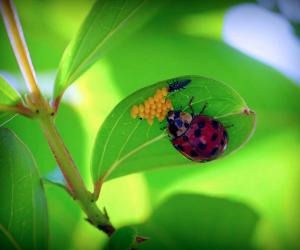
left=54, top=0, right=146, bottom=101
left=0, top=128, right=48, bottom=250
left=0, top=75, right=20, bottom=126
left=91, top=75, right=256, bottom=184
left=137, top=193, right=259, bottom=249
left=106, top=226, right=137, bottom=250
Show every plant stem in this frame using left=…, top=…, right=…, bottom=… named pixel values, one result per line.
left=0, top=0, right=43, bottom=105
left=39, top=115, right=115, bottom=235
left=0, top=0, right=115, bottom=237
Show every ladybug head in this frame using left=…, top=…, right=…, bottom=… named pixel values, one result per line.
left=166, top=110, right=193, bottom=138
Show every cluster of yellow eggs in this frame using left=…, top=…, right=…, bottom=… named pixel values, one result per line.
left=131, top=87, right=173, bottom=125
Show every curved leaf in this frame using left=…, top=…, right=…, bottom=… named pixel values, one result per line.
left=0, top=128, right=48, bottom=250
left=0, top=75, right=20, bottom=126
left=91, top=76, right=256, bottom=184
left=54, top=0, right=146, bottom=101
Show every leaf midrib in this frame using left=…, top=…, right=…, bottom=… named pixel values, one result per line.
left=99, top=108, right=250, bottom=182
left=102, top=133, right=167, bottom=181
left=0, top=77, right=19, bottom=103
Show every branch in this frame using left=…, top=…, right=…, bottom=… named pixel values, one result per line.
left=0, top=0, right=42, bottom=105
left=0, top=103, right=34, bottom=117
left=0, top=0, right=115, bottom=237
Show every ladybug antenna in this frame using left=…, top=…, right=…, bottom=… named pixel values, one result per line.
left=199, top=101, right=208, bottom=114
left=224, top=124, right=234, bottom=129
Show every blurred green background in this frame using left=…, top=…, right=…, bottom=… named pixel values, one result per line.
left=1, top=0, right=300, bottom=249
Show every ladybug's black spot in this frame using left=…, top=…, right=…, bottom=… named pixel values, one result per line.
left=169, top=124, right=178, bottom=136
left=198, top=120, right=206, bottom=128
left=182, top=135, right=189, bottom=142
left=210, top=147, right=219, bottom=156
left=211, top=133, right=218, bottom=141
left=184, top=122, right=189, bottom=128
left=198, top=142, right=207, bottom=150
left=221, top=140, right=224, bottom=146
left=190, top=150, right=198, bottom=157
left=212, top=120, right=219, bottom=129
left=194, top=129, right=201, bottom=137
left=175, top=144, right=184, bottom=151
left=167, top=119, right=174, bottom=124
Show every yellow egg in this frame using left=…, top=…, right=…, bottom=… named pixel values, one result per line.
left=158, top=115, right=165, bottom=122
left=144, top=100, right=150, bottom=109
left=148, top=97, right=154, bottom=105
left=150, top=104, right=156, bottom=110
left=166, top=99, right=173, bottom=109
left=147, top=118, right=154, bottom=125
left=131, top=105, right=139, bottom=118
left=161, top=87, right=168, bottom=96
left=139, top=104, right=144, bottom=112
left=139, top=112, right=145, bottom=119
left=156, top=89, right=163, bottom=99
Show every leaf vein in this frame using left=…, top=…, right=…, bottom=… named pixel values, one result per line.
left=0, top=224, right=22, bottom=250
left=102, top=133, right=167, bottom=181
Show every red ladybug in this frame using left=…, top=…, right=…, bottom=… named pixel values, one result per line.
left=166, top=102, right=228, bottom=162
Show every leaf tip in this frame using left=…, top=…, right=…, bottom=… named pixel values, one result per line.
left=242, top=108, right=256, bottom=116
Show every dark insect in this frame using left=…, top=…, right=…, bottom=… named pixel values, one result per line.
left=166, top=101, right=228, bottom=162
left=168, top=79, right=191, bottom=92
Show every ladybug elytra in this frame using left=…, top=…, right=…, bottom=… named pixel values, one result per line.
left=166, top=101, right=228, bottom=162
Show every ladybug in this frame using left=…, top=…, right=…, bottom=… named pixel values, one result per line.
left=168, top=79, right=191, bottom=92
left=166, top=100, right=228, bottom=162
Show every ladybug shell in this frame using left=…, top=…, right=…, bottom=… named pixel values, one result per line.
left=172, top=115, right=228, bottom=162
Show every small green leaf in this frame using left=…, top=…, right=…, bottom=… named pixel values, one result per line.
left=0, top=75, right=20, bottom=126
left=91, top=76, right=256, bottom=184
left=106, top=226, right=137, bottom=250
left=54, top=0, right=146, bottom=101
left=0, top=128, right=48, bottom=250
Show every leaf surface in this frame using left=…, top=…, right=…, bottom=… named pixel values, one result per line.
left=137, top=193, right=258, bottom=249
left=91, top=76, right=256, bottom=184
left=0, top=75, right=20, bottom=126
left=54, top=0, right=146, bottom=100
left=0, top=128, right=48, bottom=250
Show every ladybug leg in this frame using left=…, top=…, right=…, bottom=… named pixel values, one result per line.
left=224, top=124, right=234, bottom=129
left=188, top=96, right=195, bottom=116
left=160, top=125, right=167, bottom=130
left=199, top=101, right=208, bottom=114
left=159, top=122, right=167, bottom=131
